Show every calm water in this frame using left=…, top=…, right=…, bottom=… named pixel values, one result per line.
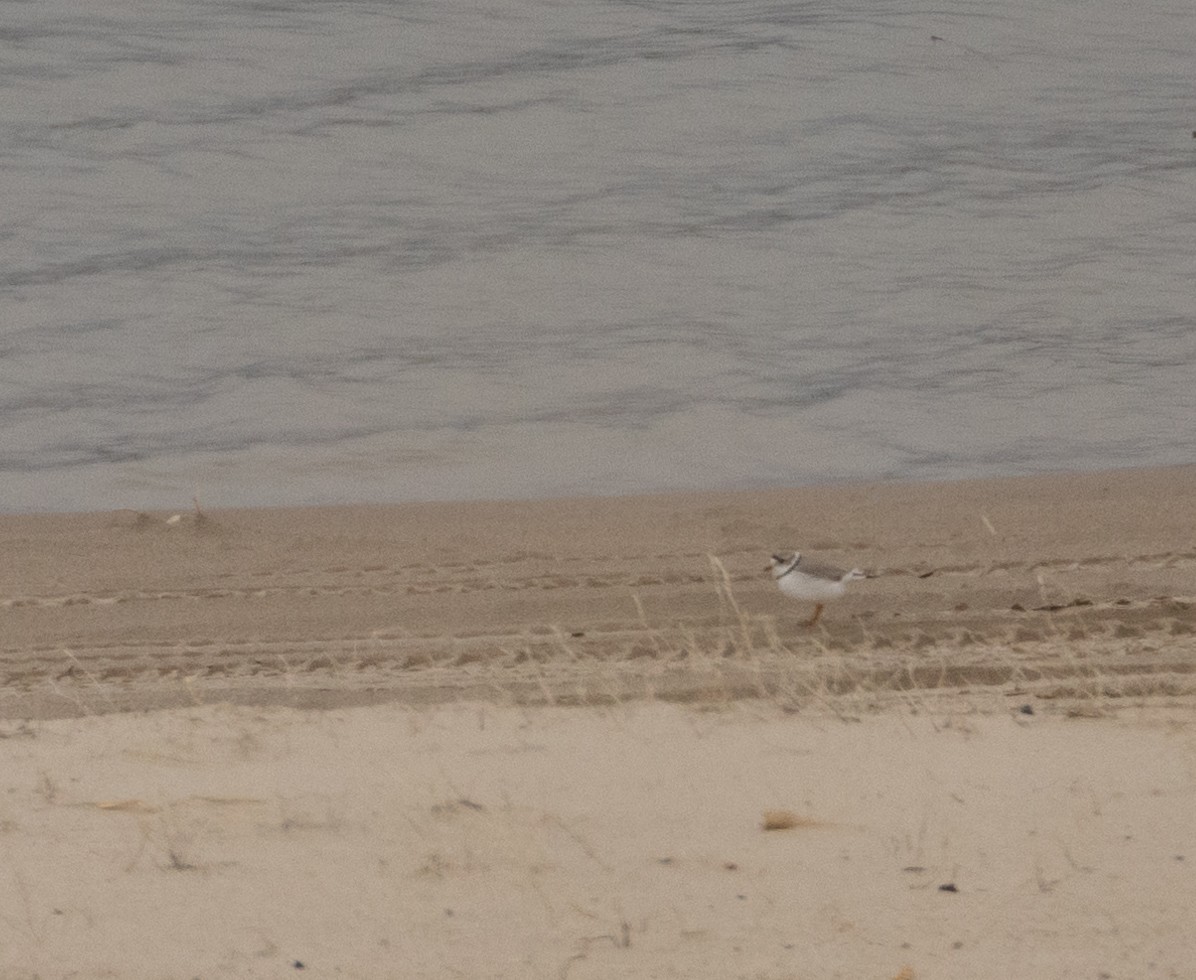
left=3, top=0, right=1193, bottom=512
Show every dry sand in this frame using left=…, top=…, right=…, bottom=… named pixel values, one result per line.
left=2, top=465, right=1195, bottom=977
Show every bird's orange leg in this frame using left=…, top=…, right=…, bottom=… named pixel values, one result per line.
left=803, top=603, right=825, bottom=628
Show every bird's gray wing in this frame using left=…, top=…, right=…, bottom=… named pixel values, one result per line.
left=796, top=558, right=848, bottom=581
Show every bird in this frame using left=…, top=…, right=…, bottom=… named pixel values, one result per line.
left=767, top=552, right=868, bottom=627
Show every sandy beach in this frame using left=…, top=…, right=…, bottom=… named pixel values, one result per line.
left=2, top=466, right=1195, bottom=977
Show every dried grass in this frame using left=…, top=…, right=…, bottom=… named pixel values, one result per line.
left=30, top=550, right=1196, bottom=720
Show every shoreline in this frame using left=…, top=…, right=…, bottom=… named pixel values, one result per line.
left=5, top=457, right=1195, bottom=520
left=6, top=458, right=1196, bottom=525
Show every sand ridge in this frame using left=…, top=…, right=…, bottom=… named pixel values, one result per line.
left=3, top=466, right=1196, bottom=718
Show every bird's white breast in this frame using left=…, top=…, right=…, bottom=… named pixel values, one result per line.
left=776, top=573, right=846, bottom=601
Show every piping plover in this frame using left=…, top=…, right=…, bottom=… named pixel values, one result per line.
left=767, top=552, right=868, bottom=627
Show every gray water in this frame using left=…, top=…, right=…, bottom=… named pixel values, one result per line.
left=3, top=0, right=1194, bottom=512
